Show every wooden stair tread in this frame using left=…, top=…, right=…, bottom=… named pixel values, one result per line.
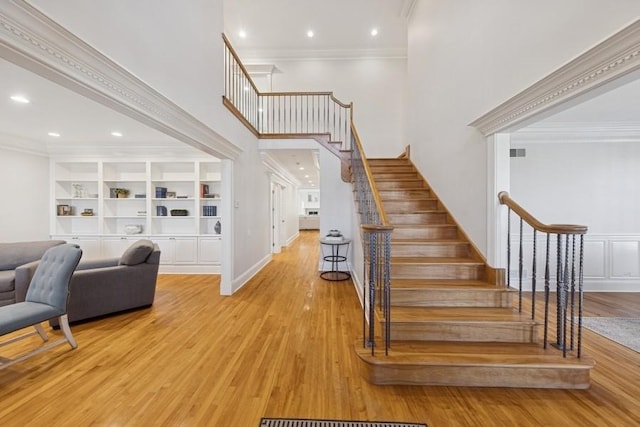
left=386, top=306, right=534, bottom=323
left=391, top=279, right=507, bottom=290
left=391, top=239, right=466, bottom=244
left=391, top=257, right=480, bottom=264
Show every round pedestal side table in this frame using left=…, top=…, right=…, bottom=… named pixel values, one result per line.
left=319, top=238, right=351, bottom=281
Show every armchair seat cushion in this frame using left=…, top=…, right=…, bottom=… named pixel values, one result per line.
left=0, top=301, right=62, bottom=335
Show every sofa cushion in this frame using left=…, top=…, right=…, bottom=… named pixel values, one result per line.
left=0, top=270, right=15, bottom=293
left=0, top=240, right=66, bottom=271
left=119, top=240, right=154, bottom=266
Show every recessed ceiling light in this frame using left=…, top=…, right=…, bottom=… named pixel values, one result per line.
left=10, top=95, right=30, bottom=104
left=308, top=180, right=313, bottom=184
left=48, top=132, right=61, bottom=137
left=299, top=166, right=305, bottom=170
left=304, top=175, right=309, bottom=178
left=307, top=30, right=314, bottom=38
left=111, top=131, right=123, bottom=137
left=371, top=28, right=379, bottom=37
left=239, top=30, right=247, bottom=39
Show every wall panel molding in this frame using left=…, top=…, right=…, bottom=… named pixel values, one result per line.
left=508, top=233, right=640, bottom=292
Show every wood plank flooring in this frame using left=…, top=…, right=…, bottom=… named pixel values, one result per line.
left=1, top=231, right=639, bottom=426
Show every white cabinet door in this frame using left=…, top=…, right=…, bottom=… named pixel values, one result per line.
left=67, top=236, right=101, bottom=260
left=154, top=237, right=197, bottom=264
left=52, top=235, right=102, bottom=260
left=101, top=236, right=141, bottom=258
left=198, top=237, right=221, bottom=264
left=174, top=238, right=197, bottom=264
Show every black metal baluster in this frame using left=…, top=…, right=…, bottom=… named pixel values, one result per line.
left=543, top=233, right=551, bottom=349
left=556, top=234, right=563, bottom=349
left=507, top=208, right=511, bottom=289
left=531, top=229, right=537, bottom=319
left=578, top=234, right=585, bottom=358
left=569, top=234, right=576, bottom=351
left=518, top=218, right=523, bottom=312
left=368, top=232, right=376, bottom=355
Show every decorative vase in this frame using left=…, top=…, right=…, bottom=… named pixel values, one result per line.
left=214, top=220, right=221, bottom=234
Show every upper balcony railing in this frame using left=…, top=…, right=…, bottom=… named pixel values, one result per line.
left=223, top=34, right=352, bottom=149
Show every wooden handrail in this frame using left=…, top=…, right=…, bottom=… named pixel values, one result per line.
left=352, top=122, right=390, bottom=227
left=498, top=191, right=587, bottom=234
left=222, top=33, right=261, bottom=95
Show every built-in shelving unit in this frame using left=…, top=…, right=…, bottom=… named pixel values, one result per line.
left=51, top=159, right=223, bottom=272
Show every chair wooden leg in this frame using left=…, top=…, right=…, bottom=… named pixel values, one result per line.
left=58, top=315, right=77, bottom=349
left=34, top=323, right=49, bottom=342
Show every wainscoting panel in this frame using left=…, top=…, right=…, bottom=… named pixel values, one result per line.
left=508, top=234, right=640, bottom=292
left=610, top=241, right=640, bottom=278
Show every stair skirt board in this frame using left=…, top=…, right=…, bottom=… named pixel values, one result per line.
left=358, top=360, right=592, bottom=389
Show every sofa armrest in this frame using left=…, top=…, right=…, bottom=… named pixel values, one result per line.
left=14, top=260, right=40, bottom=302
left=76, top=258, right=120, bottom=271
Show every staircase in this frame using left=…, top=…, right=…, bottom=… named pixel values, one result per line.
left=355, top=158, right=595, bottom=389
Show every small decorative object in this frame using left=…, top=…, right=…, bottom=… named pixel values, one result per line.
left=155, top=187, right=167, bottom=198
left=214, top=220, right=221, bottom=234
left=57, top=204, right=71, bottom=216
left=156, top=206, right=167, bottom=216
left=177, top=195, right=188, bottom=199
left=136, top=210, right=147, bottom=216
left=200, top=183, right=209, bottom=198
left=170, top=209, right=188, bottom=216
left=134, top=194, right=146, bottom=199
left=203, top=205, right=217, bottom=216
left=114, top=188, right=130, bottom=198
left=325, top=229, right=343, bottom=241
left=166, top=191, right=176, bottom=199
left=124, top=224, right=143, bottom=234
left=81, top=208, right=94, bottom=216
left=72, top=183, right=85, bottom=198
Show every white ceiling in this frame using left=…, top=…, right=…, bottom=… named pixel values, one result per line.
left=224, top=0, right=412, bottom=59
left=0, top=58, right=191, bottom=155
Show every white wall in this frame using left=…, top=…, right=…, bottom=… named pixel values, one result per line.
left=262, top=57, right=408, bottom=158
left=510, top=142, right=640, bottom=233
left=510, top=141, right=640, bottom=291
left=0, top=147, right=50, bottom=241
left=319, top=147, right=353, bottom=270
left=407, top=0, right=640, bottom=256
left=28, top=0, right=273, bottom=292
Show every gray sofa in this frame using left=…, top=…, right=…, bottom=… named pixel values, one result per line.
left=0, top=240, right=66, bottom=307
left=50, top=239, right=160, bottom=327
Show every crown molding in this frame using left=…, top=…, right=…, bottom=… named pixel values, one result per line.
left=238, top=47, right=407, bottom=62
left=260, top=152, right=301, bottom=187
left=0, top=132, right=48, bottom=156
left=470, top=19, right=640, bottom=136
left=400, top=0, right=418, bottom=20
left=512, top=121, right=640, bottom=144
left=0, top=0, right=242, bottom=160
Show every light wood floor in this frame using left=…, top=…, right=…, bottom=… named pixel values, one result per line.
left=1, top=231, right=640, bottom=426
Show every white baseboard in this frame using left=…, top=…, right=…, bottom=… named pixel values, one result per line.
left=230, top=253, right=272, bottom=295
left=286, top=232, right=300, bottom=246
